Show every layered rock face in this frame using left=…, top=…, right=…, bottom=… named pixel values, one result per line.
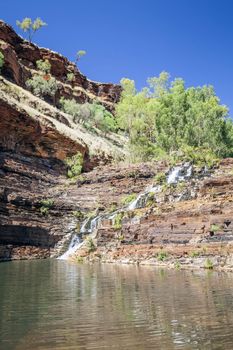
left=1, top=20, right=233, bottom=269
left=0, top=148, right=163, bottom=260
left=89, top=159, right=233, bottom=269
left=0, top=21, right=126, bottom=260
left=0, top=21, right=122, bottom=111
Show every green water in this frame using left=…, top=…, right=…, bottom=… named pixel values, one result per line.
left=0, top=260, right=233, bottom=349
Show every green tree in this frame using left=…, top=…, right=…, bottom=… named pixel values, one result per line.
left=76, top=50, right=86, bottom=63
left=16, top=17, right=47, bottom=43
left=116, top=72, right=233, bottom=161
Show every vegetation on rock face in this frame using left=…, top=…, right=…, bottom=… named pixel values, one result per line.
left=60, top=98, right=118, bottom=134
left=36, top=59, right=51, bottom=74
left=67, top=72, right=75, bottom=83
left=26, top=59, right=58, bottom=101
left=121, top=193, right=137, bottom=205
left=65, top=152, right=83, bottom=179
left=39, top=199, right=54, bottom=215
left=16, top=17, right=47, bottom=42
left=0, top=52, right=4, bottom=72
left=157, top=251, right=168, bottom=261
left=86, top=237, right=96, bottom=253
left=113, top=212, right=124, bottom=230
left=204, top=258, right=214, bottom=269
left=116, top=72, right=233, bottom=162
left=154, top=172, right=166, bottom=185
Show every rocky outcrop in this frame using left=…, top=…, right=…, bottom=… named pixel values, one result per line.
left=0, top=146, right=164, bottom=260
left=71, top=160, right=233, bottom=270
left=0, top=21, right=122, bottom=110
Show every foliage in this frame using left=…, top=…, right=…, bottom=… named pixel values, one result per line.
left=65, top=152, right=83, bottom=179
left=121, top=193, right=137, bottom=205
left=190, top=251, right=200, bottom=258
left=76, top=50, right=86, bottom=62
left=67, top=72, right=75, bottom=82
left=86, top=237, right=96, bottom=253
left=109, top=203, right=117, bottom=213
left=113, top=212, right=124, bottom=230
left=146, top=192, right=155, bottom=206
left=0, top=52, right=4, bottom=72
left=116, top=72, right=233, bottom=162
left=210, top=224, right=220, bottom=233
left=76, top=256, right=84, bottom=263
left=60, top=98, right=118, bottom=134
left=204, top=258, right=214, bottom=269
left=16, top=17, right=47, bottom=42
left=36, top=59, right=51, bottom=74
left=157, top=251, right=168, bottom=261
left=39, top=199, right=54, bottom=215
left=154, top=172, right=166, bottom=184
left=174, top=261, right=181, bottom=269
left=26, top=75, right=58, bottom=98
left=179, top=145, right=219, bottom=167
left=72, top=210, right=84, bottom=220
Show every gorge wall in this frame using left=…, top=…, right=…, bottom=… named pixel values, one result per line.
left=0, top=21, right=122, bottom=111
left=1, top=21, right=233, bottom=269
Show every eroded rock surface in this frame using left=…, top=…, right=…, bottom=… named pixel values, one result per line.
left=0, top=21, right=122, bottom=111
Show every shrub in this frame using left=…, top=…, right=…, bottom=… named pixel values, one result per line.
left=86, top=237, right=96, bottom=253
left=180, top=145, right=219, bottom=168
left=121, top=193, right=137, bottom=205
left=174, top=261, right=181, bottom=269
left=16, top=17, right=47, bottom=43
left=210, top=224, right=220, bottom=233
left=157, top=251, right=168, bottom=261
left=76, top=256, right=84, bottom=263
left=113, top=212, right=124, bottom=230
left=39, top=199, right=54, bottom=215
left=154, top=172, right=166, bottom=185
left=146, top=192, right=155, bottom=206
left=65, top=152, right=83, bottom=179
left=109, top=203, right=117, bottom=213
left=204, top=258, right=214, bottom=269
left=0, top=52, right=4, bottom=72
left=72, top=210, right=84, bottom=220
left=67, top=72, right=75, bottom=82
left=60, top=97, right=81, bottom=122
left=26, top=75, right=58, bottom=99
left=36, top=59, right=51, bottom=74
left=190, top=251, right=200, bottom=258
left=60, top=98, right=118, bottom=133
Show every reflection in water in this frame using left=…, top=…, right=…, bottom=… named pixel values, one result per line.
left=0, top=261, right=233, bottom=349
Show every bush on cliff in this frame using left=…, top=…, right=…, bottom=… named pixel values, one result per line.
left=26, top=59, right=58, bottom=101
left=60, top=98, right=118, bottom=134
left=65, top=152, right=83, bottom=179
left=116, top=72, right=233, bottom=162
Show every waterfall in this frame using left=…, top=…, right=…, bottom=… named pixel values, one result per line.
left=167, top=162, right=192, bottom=184
left=59, top=162, right=194, bottom=259
left=58, top=234, right=82, bottom=260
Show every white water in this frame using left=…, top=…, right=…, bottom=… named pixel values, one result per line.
left=167, top=162, right=192, bottom=184
left=59, top=163, right=194, bottom=259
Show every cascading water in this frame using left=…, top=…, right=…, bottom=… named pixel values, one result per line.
left=167, top=162, right=193, bottom=184
left=59, top=163, right=194, bottom=259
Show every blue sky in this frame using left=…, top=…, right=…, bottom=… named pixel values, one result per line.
left=1, top=0, right=233, bottom=114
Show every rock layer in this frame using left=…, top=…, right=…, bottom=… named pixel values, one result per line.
left=0, top=21, right=122, bottom=110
